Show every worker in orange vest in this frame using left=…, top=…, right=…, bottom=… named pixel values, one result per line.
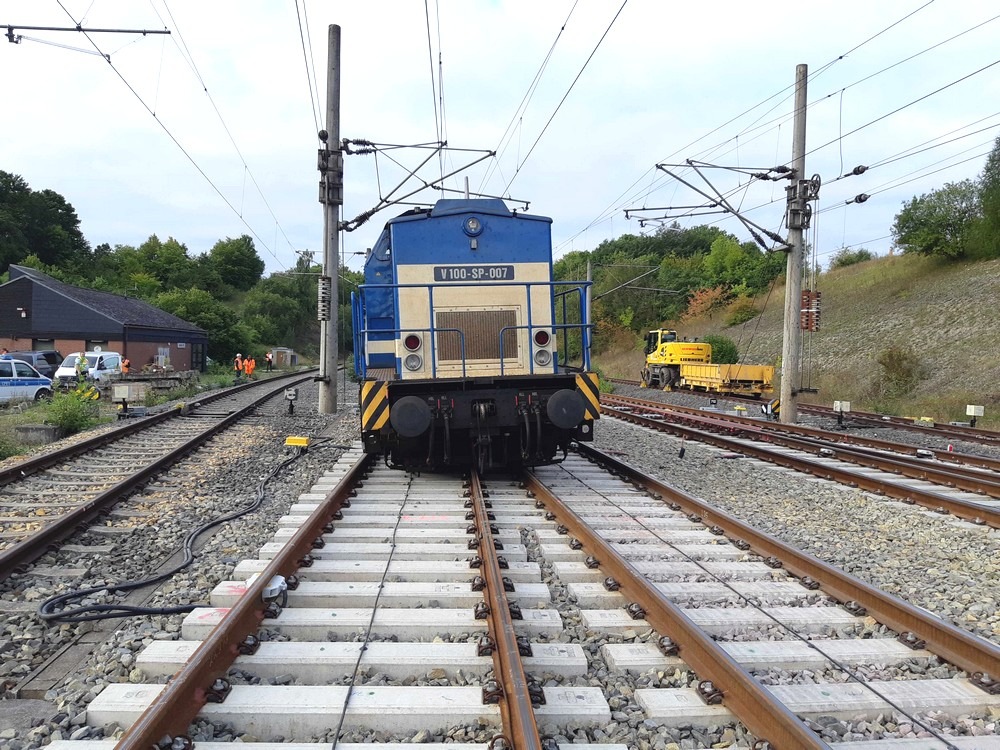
left=122, top=357, right=131, bottom=374
left=245, top=355, right=255, bottom=379
left=233, top=353, right=243, bottom=382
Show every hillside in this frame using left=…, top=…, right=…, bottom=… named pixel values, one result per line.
left=594, top=253, right=1000, bottom=426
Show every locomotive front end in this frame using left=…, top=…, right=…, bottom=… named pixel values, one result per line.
left=353, top=199, right=598, bottom=472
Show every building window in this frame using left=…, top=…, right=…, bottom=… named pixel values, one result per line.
left=32, top=338, right=56, bottom=351
left=86, top=340, right=109, bottom=352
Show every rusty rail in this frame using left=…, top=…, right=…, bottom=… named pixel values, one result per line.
left=602, top=402, right=1000, bottom=529
left=571, top=443, right=1000, bottom=679
left=468, top=469, right=543, bottom=750
left=522, top=468, right=830, bottom=750
left=0, top=373, right=317, bottom=581
left=114, top=451, right=372, bottom=750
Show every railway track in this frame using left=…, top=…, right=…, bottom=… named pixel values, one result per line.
left=0, top=371, right=314, bottom=579
left=601, top=392, right=1000, bottom=529
left=607, top=377, right=1000, bottom=447
left=54, top=444, right=1000, bottom=749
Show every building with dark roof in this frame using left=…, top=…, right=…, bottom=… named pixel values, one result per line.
left=0, top=265, right=208, bottom=371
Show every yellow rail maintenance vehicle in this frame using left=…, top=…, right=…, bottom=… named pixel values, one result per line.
left=640, top=329, right=774, bottom=397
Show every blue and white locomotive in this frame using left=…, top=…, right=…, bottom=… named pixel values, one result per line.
left=352, top=198, right=599, bottom=472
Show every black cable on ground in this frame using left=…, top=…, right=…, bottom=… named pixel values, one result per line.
left=37, top=444, right=313, bottom=624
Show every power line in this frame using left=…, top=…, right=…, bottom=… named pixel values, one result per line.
left=503, top=0, right=629, bottom=195
left=802, top=57, right=1000, bottom=163
left=159, top=0, right=297, bottom=260
left=294, top=0, right=322, bottom=135
left=554, top=2, right=960, bottom=252
left=479, top=0, right=579, bottom=194
left=54, top=1, right=286, bottom=268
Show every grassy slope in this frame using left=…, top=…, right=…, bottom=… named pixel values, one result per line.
left=595, top=253, right=1000, bottom=426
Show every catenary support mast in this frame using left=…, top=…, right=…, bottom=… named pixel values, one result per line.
left=318, top=25, right=342, bottom=414
left=780, top=64, right=808, bottom=424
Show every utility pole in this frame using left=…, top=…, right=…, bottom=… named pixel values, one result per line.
left=317, top=25, right=342, bottom=414
left=779, top=64, right=809, bottom=425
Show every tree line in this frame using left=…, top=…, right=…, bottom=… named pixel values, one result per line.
left=891, top=136, right=1000, bottom=259
left=0, top=170, right=361, bottom=361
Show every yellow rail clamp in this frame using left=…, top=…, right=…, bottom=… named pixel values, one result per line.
left=285, top=436, right=311, bottom=448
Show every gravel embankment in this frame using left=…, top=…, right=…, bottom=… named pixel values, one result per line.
left=598, top=384, right=1000, bottom=646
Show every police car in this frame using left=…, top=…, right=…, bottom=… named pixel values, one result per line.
left=0, top=358, right=53, bottom=403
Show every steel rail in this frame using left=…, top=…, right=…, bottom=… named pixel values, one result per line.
left=603, top=404, right=1000, bottom=529
left=114, top=451, right=372, bottom=750
left=0, top=373, right=316, bottom=580
left=0, top=369, right=313, bottom=486
left=603, top=395, right=1000, bottom=498
left=521, top=471, right=830, bottom=750
left=572, top=442, right=1000, bottom=679
left=604, top=393, right=1000, bottom=472
left=469, top=470, right=543, bottom=750
left=798, top=404, right=1000, bottom=445
left=605, top=380, right=1000, bottom=445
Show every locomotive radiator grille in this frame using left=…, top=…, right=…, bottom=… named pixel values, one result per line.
left=435, top=310, right=518, bottom=361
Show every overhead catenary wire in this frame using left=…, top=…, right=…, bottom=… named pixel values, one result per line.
left=52, top=1, right=292, bottom=268
left=478, top=0, right=579, bottom=195
left=555, top=3, right=980, bottom=253
left=159, top=0, right=298, bottom=259
left=294, top=0, right=323, bottom=135
left=503, top=0, right=629, bottom=196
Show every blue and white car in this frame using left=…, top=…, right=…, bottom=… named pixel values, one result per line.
left=0, top=359, right=53, bottom=403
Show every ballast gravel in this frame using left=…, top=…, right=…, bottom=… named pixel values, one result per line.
left=1, top=378, right=999, bottom=749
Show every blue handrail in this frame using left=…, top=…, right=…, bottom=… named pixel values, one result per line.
left=355, top=278, right=592, bottom=377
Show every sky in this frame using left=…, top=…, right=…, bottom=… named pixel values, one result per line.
left=3, top=1, right=999, bottom=277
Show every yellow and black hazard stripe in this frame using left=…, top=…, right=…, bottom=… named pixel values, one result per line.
left=575, top=372, right=601, bottom=421
left=360, top=380, right=390, bottom=433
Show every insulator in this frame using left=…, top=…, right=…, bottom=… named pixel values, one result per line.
left=854, top=193, right=870, bottom=204
left=851, top=165, right=868, bottom=175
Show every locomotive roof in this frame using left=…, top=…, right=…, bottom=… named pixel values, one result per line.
left=385, top=198, right=551, bottom=227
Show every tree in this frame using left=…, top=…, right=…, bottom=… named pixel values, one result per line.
left=154, top=288, right=254, bottom=360
left=973, top=135, right=1000, bottom=258
left=891, top=180, right=981, bottom=258
left=0, top=171, right=89, bottom=273
left=206, top=235, right=265, bottom=291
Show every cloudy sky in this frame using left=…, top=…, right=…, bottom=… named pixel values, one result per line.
left=3, top=1, right=998, bottom=276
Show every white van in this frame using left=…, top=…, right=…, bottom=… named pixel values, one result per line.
left=54, top=351, right=123, bottom=388
left=0, top=359, right=53, bottom=403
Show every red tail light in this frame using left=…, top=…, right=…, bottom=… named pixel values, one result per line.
left=533, top=330, right=551, bottom=346
left=403, top=334, right=421, bottom=351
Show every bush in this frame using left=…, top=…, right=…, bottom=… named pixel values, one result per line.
left=45, top=390, right=101, bottom=434
left=726, top=295, right=760, bottom=325
left=865, top=343, right=926, bottom=410
left=703, top=335, right=739, bottom=364
left=0, top=433, right=18, bottom=461
left=830, top=247, right=875, bottom=269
